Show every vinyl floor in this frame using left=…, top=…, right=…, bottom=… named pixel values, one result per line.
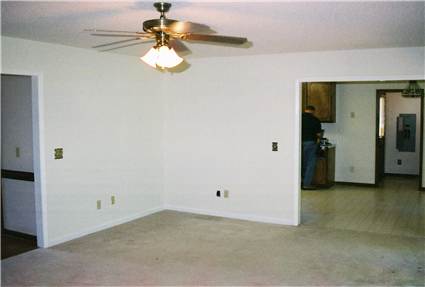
left=302, top=176, right=425, bottom=238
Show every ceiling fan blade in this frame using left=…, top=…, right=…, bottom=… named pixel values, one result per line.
left=167, top=21, right=214, bottom=34
left=100, top=40, right=155, bottom=52
left=85, top=29, right=145, bottom=34
left=182, top=34, right=247, bottom=45
left=91, top=33, right=149, bottom=37
left=93, top=38, right=143, bottom=49
left=169, top=38, right=191, bottom=54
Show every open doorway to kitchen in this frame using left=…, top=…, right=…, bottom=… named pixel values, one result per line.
left=300, top=80, right=424, bottom=238
left=1, top=73, right=45, bottom=258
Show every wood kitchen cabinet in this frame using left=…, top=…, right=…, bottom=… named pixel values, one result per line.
left=302, top=82, right=336, bottom=123
left=313, top=146, right=335, bottom=188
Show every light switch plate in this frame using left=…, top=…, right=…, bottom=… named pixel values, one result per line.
left=54, top=148, right=63, bottom=159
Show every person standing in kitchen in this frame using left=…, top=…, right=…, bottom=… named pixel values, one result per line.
left=302, top=105, right=322, bottom=190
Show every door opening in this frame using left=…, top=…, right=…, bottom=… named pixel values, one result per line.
left=300, top=80, right=424, bottom=236
left=375, top=89, right=424, bottom=189
left=1, top=73, right=45, bottom=257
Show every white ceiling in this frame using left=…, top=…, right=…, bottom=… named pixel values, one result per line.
left=2, top=1, right=424, bottom=59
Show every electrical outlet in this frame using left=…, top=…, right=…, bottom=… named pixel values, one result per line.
left=216, top=190, right=221, bottom=197
left=15, top=147, right=20, bottom=158
left=272, top=142, right=278, bottom=151
left=223, top=190, right=229, bottom=198
left=349, top=166, right=355, bottom=173
left=111, top=196, right=116, bottom=205
left=397, top=159, right=402, bottom=165
left=96, top=200, right=101, bottom=210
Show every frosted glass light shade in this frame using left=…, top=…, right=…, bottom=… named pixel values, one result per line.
left=156, top=46, right=183, bottom=68
left=140, top=46, right=183, bottom=69
left=140, top=47, right=159, bottom=68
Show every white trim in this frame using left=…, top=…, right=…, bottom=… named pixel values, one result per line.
left=47, top=206, right=163, bottom=247
left=294, top=75, right=425, bottom=227
left=298, top=75, right=425, bottom=83
left=293, top=80, right=303, bottom=226
left=31, top=74, right=48, bottom=248
left=164, top=205, right=294, bottom=226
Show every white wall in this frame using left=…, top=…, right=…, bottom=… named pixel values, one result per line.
left=2, top=179, right=36, bottom=235
left=322, top=81, right=424, bottom=183
left=1, top=75, right=34, bottom=171
left=322, top=84, right=376, bottom=183
left=385, top=92, right=421, bottom=175
left=2, top=37, right=165, bottom=246
left=3, top=36, right=424, bottom=242
left=163, top=47, right=424, bottom=224
left=1, top=74, right=36, bottom=234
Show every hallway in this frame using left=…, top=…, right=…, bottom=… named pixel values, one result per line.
left=302, top=176, right=424, bottom=238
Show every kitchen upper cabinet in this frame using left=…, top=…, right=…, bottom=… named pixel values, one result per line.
left=302, top=82, right=336, bottom=123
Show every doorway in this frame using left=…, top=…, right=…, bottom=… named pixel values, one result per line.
left=299, top=80, right=425, bottom=236
left=375, top=89, right=424, bottom=189
left=1, top=73, right=46, bottom=257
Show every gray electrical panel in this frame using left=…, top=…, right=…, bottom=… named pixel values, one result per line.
left=396, top=114, right=416, bottom=152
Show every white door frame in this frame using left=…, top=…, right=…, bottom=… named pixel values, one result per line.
left=294, top=74, right=425, bottom=226
left=2, top=70, right=48, bottom=247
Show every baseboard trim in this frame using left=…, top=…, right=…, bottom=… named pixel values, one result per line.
left=164, top=205, right=295, bottom=226
left=47, top=205, right=297, bottom=247
left=47, top=206, right=163, bottom=247
left=335, top=181, right=376, bottom=187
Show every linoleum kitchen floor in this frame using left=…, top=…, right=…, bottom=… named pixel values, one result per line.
left=2, top=209, right=424, bottom=286
left=302, top=176, right=425, bottom=238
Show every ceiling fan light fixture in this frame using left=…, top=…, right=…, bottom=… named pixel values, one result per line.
left=89, top=2, right=249, bottom=71
left=156, top=46, right=183, bottom=68
left=140, top=45, right=183, bottom=69
left=140, top=47, right=159, bottom=68
left=402, top=80, right=424, bottom=98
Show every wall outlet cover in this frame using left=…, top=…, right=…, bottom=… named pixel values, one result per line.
left=223, top=190, right=229, bottom=198
left=111, top=196, right=116, bottom=205
left=96, top=200, right=101, bottom=210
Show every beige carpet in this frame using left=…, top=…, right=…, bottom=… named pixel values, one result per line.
left=2, top=210, right=424, bottom=286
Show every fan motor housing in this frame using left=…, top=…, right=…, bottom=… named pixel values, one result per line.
left=143, top=19, right=177, bottom=33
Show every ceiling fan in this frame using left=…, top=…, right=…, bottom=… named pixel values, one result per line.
left=87, top=2, right=249, bottom=69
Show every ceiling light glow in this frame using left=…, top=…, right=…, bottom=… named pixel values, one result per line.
left=140, top=45, right=183, bottom=69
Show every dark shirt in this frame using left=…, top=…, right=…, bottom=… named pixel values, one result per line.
left=302, top=112, right=322, bottom=142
